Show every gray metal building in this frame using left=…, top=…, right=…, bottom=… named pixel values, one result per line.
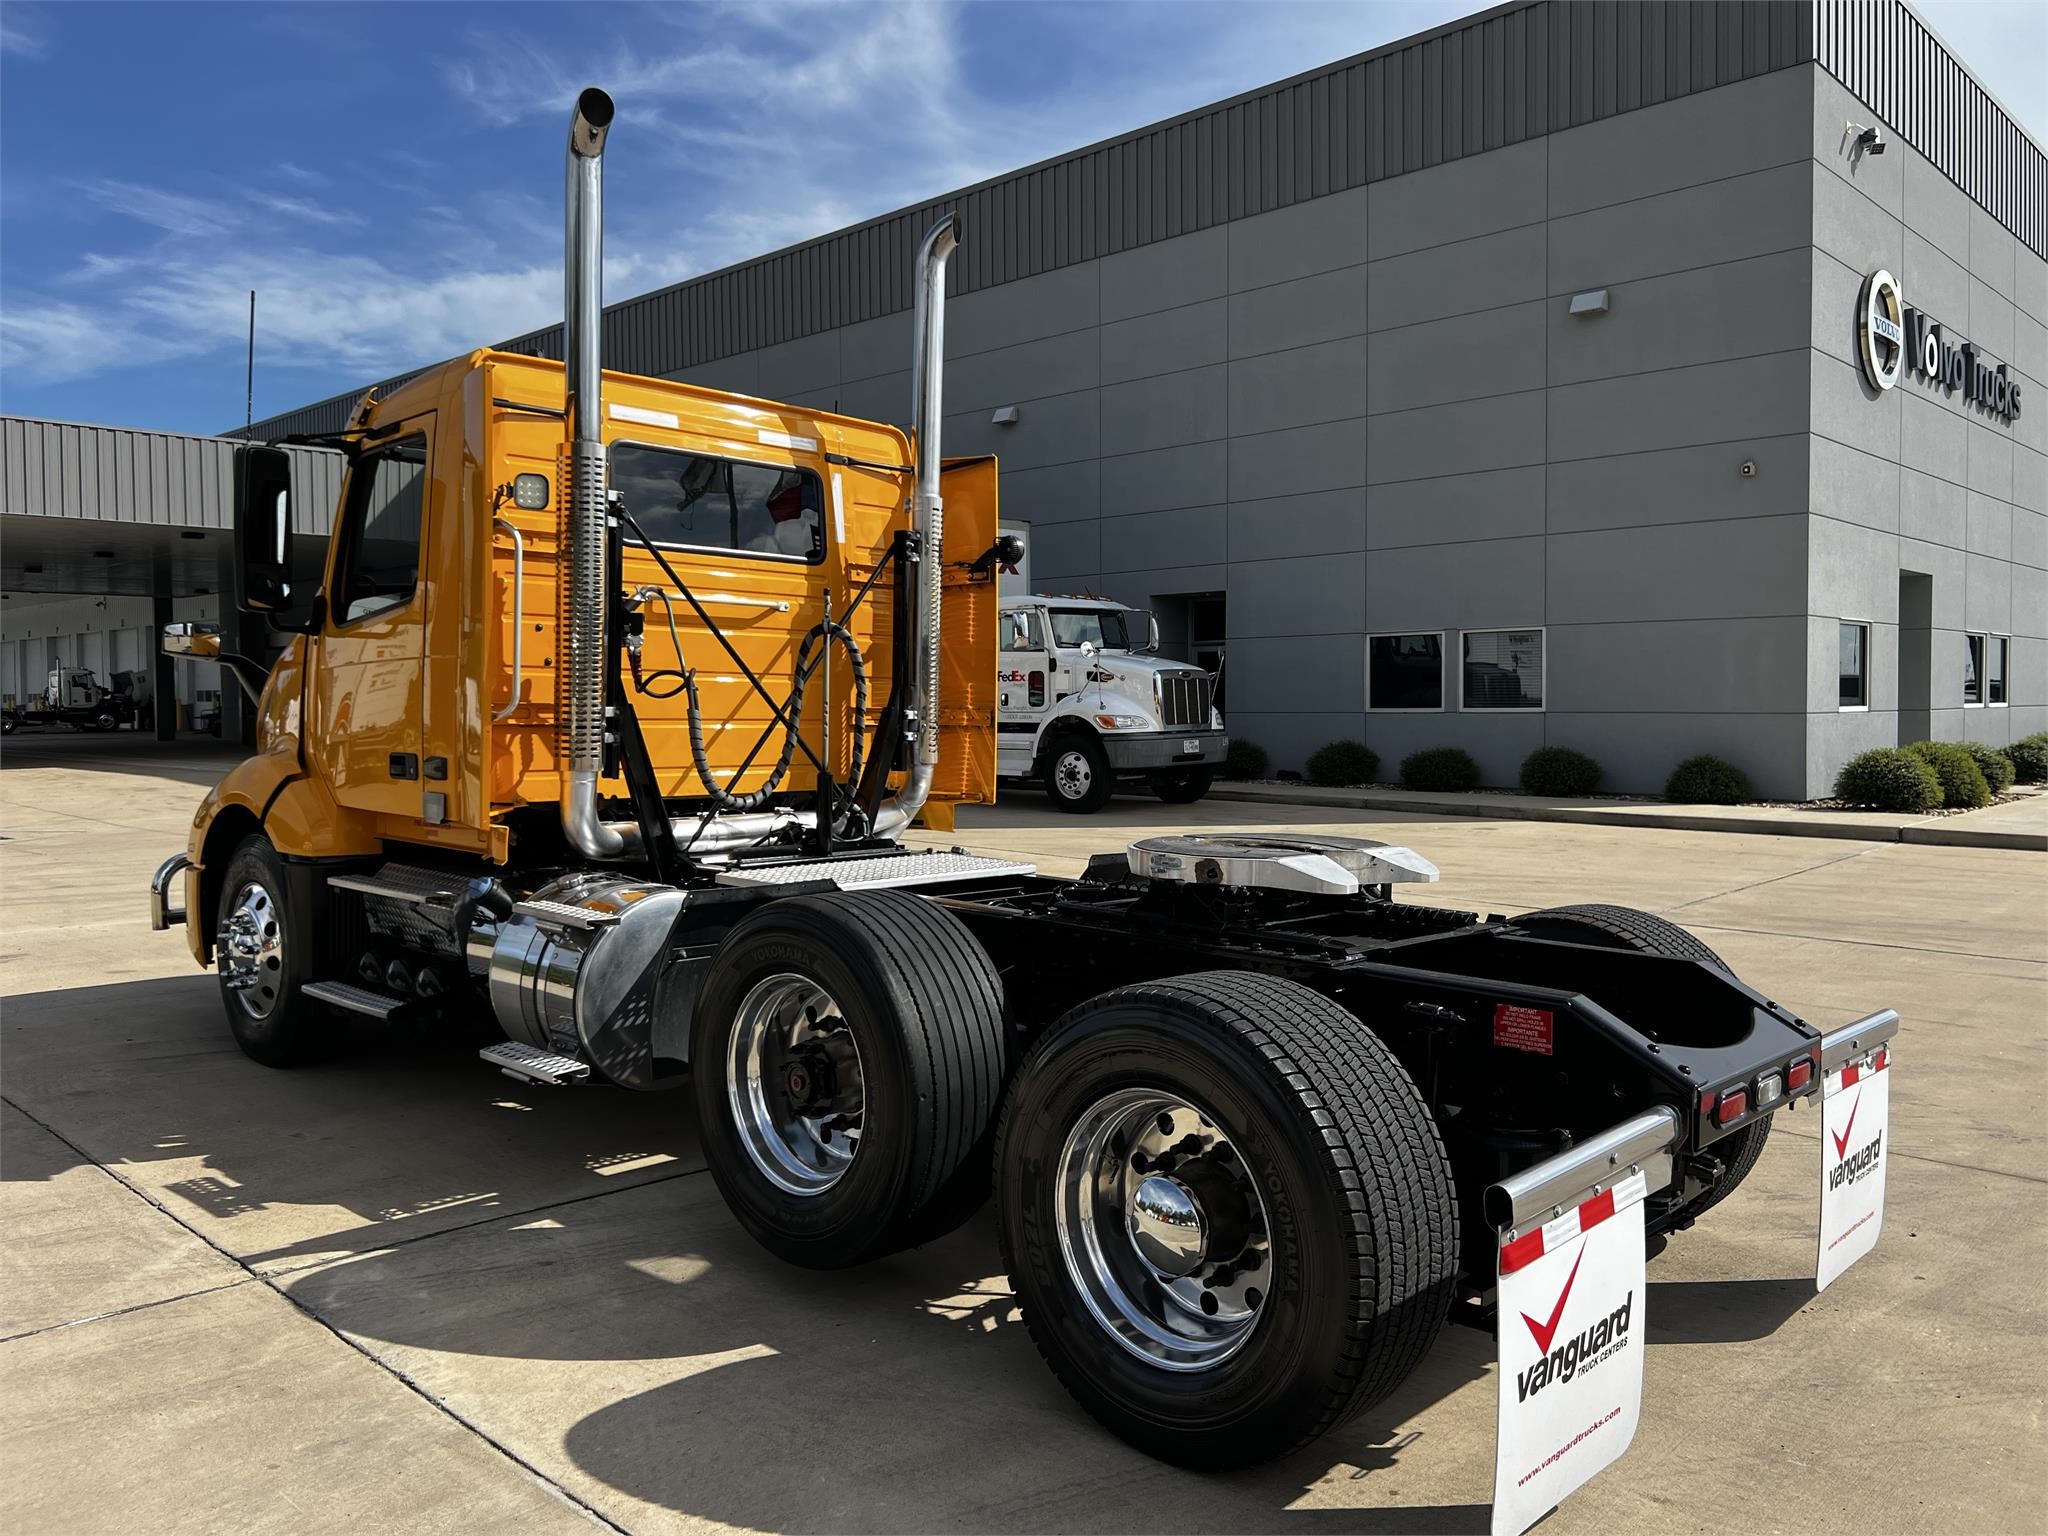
left=155, top=3, right=2048, bottom=790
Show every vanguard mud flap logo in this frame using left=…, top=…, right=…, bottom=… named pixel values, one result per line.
left=1492, top=1171, right=1648, bottom=1536
left=1817, top=1047, right=1892, bottom=1292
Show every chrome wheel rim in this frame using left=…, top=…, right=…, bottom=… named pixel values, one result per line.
left=727, top=972, right=864, bottom=1196
left=220, top=880, right=285, bottom=1019
left=1054, top=748, right=1094, bottom=800
left=1054, top=1088, right=1272, bottom=1371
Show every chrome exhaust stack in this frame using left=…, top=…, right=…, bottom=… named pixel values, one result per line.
left=561, top=87, right=624, bottom=860
left=873, top=213, right=959, bottom=840
left=552, top=88, right=956, bottom=857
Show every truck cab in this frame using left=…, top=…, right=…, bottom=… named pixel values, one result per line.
left=996, top=593, right=1224, bottom=812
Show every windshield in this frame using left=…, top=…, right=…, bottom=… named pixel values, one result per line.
left=1047, top=607, right=1131, bottom=651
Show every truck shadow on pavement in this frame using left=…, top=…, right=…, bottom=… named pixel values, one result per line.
left=6, top=971, right=1818, bottom=1533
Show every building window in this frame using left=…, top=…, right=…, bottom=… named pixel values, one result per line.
left=1988, top=634, right=2009, bottom=706
left=609, top=442, right=825, bottom=562
left=1368, top=632, right=1444, bottom=710
left=1462, top=628, right=1544, bottom=710
left=1838, top=621, right=1869, bottom=709
left=1964, top=632, right=1986, bottom=705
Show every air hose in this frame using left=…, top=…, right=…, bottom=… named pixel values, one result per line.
left=627, top=584, right=868, bottom=818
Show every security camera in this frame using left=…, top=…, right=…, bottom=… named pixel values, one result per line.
left=1855, top=124, right=1886, bottom=155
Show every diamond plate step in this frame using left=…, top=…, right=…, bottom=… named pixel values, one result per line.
left=481, top=1041, right=592, bottom=1085
left=303, top=981, right=407, bottom=1019
left=327, top=871, right=454, bottom=905
left=512, top=899, right=621, bottom=931
left=714, top=851, right=1036, bottom=891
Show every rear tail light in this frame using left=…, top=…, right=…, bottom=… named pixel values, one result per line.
left=1715, top=1088, right=1748, bottom=1126
left=1786, top=1058, right=1813, bottom=1093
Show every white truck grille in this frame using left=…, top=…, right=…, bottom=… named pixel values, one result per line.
left=1156, top=671, right=1214, bottom=730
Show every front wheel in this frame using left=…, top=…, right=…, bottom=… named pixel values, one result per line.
left=215, top=834, right=333, bottom=1067
left=1042, top=734, right=1114, bottom=814
left=1151, top=768, right=1214, bottom=805
left=996, top=971, right=1459, bottom=1468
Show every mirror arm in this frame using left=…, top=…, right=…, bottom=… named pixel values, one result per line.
left=216, top=652, right=271, bottom=704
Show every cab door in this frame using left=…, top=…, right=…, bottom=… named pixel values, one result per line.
left=996, top=605, right=1050, bottom=777
left=312, top=417, right=433, bottom=820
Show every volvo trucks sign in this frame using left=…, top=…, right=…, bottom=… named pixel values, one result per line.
left=1859, top=268, right=2021, bottom=421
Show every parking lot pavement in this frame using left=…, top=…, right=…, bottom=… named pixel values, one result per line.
left=3, top=748, right=2044, bottom=1533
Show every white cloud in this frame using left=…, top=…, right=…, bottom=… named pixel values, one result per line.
left=0, top=16, right=46, bottom=58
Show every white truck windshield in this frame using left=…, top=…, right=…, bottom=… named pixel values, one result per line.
left=1048, top=608, right=1131, bottom=651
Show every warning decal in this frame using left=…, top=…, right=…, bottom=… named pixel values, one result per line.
left=1493, top=1003, right=1555, bottom=1056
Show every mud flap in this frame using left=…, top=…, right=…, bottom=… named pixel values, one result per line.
left=1817, top=1044, right=1892, bottom=1292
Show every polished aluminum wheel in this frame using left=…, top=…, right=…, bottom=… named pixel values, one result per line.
left=219, top=880, right=285, bottom=1019
left=1054, top=1088, right=1273, bottom=1371
left=1053, top=747, right=1095, bottom=801
left=727, top=972, right=865, bottom=1196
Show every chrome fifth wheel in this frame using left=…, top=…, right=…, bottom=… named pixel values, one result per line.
left=726, top=973, right=866, bottom=1196
left=693, top=890, right=1004, bottom=1269
left=1056, top=1088, right=1273, bottom=1370
left=997, top=970, right=1459, bottom=1469
left=214, top=833, right=332, bottom=1067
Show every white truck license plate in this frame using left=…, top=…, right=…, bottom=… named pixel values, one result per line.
left=1182, top=739, right=1200, bottom=755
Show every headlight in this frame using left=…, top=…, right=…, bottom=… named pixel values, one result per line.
left=1094, top=714, right=1146, bottom=730
left=1210, top=707, right=1223, bottom=728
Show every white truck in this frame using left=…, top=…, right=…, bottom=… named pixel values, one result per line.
left=997, top=592, right=1225, bottom=812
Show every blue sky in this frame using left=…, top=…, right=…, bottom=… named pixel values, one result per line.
left=2, top=1, right=2041, bottom=437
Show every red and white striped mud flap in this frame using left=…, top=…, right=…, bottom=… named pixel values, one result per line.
left=1817, top=1045, right=1892, bottom=1293
left=1491, top=1170, right=1649, bottom=1536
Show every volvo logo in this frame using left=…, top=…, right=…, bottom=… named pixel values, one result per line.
left=1857, top=269, right=1905, bottom=391
left=1857, top=269, right=2021, bottom=422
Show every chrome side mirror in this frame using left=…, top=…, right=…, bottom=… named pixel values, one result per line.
left=162, top=621, right=221, bottom=659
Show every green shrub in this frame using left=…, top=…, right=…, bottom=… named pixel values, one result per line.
left=1903, top=740, right=1992, bottom=809
left=2008, top=731, right=2048, bottom=784
left=1956, top=740, right=2016, bottom=795
left=1305, top=740, right=1378, bottom=786
left=1223, top=737, right=1269, bottom=781
left=1519, top=746, right=1603, bottom=796
left=1400, top=747, right=1481, bottom=792
left=1665, top=754, right=1753, bottom=805
left=1834, top=747, right=1943, bottom=812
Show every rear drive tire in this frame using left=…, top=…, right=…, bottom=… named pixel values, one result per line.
left=215, top=833, right=333, bottom=1067
left=1043, top=734, right=1114, bottom=814
left=1151, top=768, right=1214, bottom=805
left=996, top=971, right=1458, bottom=1469
left=1512, top=902, right=1770, bottom=1220
left=692, top=891, right=1005, bottom=1269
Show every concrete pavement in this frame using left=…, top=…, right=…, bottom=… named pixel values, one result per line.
left=3, top=737, right=2043, bottom=1533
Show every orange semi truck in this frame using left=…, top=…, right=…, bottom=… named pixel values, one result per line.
left=150, top=89, right=1895, bottom=1496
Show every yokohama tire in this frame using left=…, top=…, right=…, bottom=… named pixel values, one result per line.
left=692, top=891, right=1005, bottom=1269
left=1512, top=902, right=1771, bottom=1220
left=995, top=970, right=1458, bottom=1468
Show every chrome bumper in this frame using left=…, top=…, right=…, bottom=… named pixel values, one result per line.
left=150, top=852, right=193, bottom=931
left=1818, top=1008, right=1899, bottom=1074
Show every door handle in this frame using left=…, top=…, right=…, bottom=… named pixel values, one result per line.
left=494, top=517, right=526, bottom=721
left=389, top=753, right=419, bottom=780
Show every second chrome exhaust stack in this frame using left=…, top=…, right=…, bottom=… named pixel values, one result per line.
left=554, top=87, right=957, bottom=859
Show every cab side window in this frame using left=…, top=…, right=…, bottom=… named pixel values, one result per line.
left=334, top=438, right=427, bottom=624
left=1000, top=609, right=1044, bottom=652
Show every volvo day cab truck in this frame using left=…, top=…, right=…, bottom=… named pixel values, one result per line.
left=148, top=88, right=1897, bottom=1520
left=998, top=593, right=1224, bottom=812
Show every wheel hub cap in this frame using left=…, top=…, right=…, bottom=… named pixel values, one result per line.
left=219, top=881, right=284, bottom=1019
left=1054, top=1089, right=1273, bottom=1370
left=727, top=973, right=864, bottom=1196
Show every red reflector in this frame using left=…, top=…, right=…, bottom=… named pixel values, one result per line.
left=1787, top=1059, right=1812, bottom=1092
left=1716, top=1088, right=1748, bottom=1125
left=1499, top=1228, right=1546, bottom=1275
left=1874, top=1046, right=1889, bottom=1071
left=1699, top=1090, right=1717, bottom=1118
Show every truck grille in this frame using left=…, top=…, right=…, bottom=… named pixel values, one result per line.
left=1156, top=671, right=1214, bottom=730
